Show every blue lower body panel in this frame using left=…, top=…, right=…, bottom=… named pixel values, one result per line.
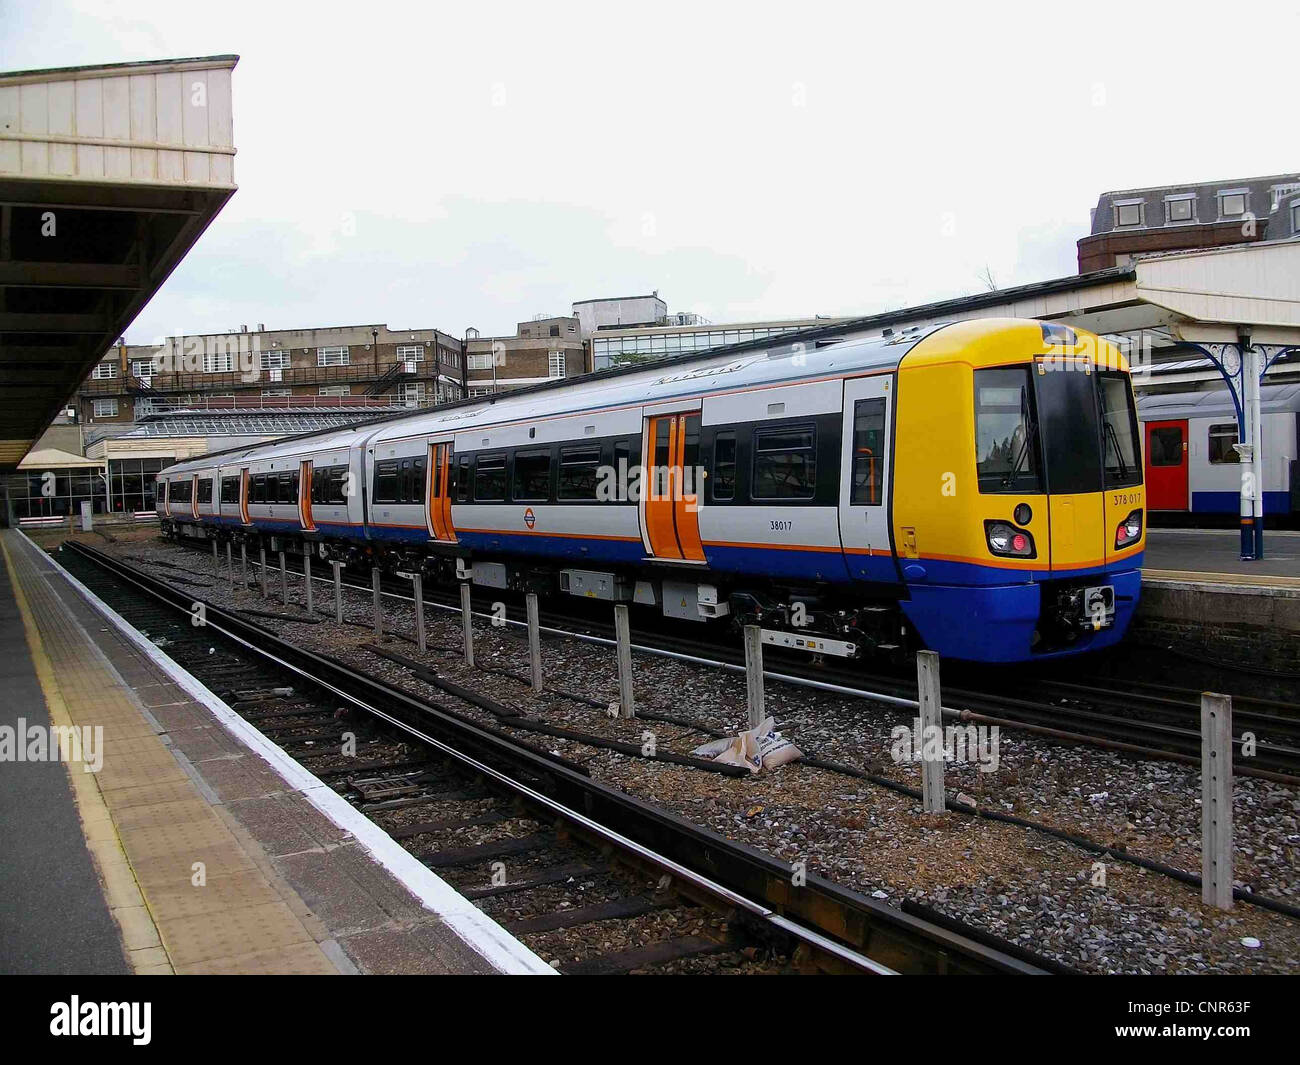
left=1192, top=491, right=1290, bottom=514
left=900, top=564, right=1142, bottom=663
left=455, top=530, right=644, bottom=565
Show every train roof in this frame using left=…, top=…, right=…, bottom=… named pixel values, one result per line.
left=1136, top=383, right=1300, bottom=420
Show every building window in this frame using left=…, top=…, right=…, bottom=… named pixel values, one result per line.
left=1219, top=191, right=1247, bottom=218
left=319, top=385, right=351, bottom=396
left=317, top=346, right=350, bottom=367
left=396, top=344, right=424, bottom=361
left=129, top=360, right=153, bottom=377
left=1114, top=201, right=1143, bottom=227
left=1291, top=202, right=1300, bottom=236
left=467, top=352, right=493, bottom=370
left=468, top=385, right=494, bottom=398
left=1165, top=195, right=1195, bottom=223
left=549, top=351, right=566, bottom=378
left=93, top=399, right=118, bottom=417
left=201, top=351, right=233, bottom=373
left=261, top=389, right=291, bottom=397
left=397, top=381, right=424, bottom=406
left=260, top=350, right=290, bottom=370
left=1208, top=424, right=1240, bottom=465
left=549, top=325, right=560, bottom=337
left=92, top=362, right=118, bottom=379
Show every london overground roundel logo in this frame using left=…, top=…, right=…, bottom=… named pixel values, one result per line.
left=524, top=507, right=536, bottom=529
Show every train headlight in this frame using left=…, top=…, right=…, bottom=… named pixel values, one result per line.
left=1115, top=509, right=1143, bottom=549
left=985, top=520, right=1036, bottom=559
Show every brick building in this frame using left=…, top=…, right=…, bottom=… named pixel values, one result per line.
left=463, top=315, right=585, bottom=397
left=75, top=323, right=465, bottom=425
left=1078, top=172, right=1300, bottom=272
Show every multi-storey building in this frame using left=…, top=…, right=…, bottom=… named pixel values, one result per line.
left=463, top=315, right=585, bottom=397
left=1078, top=172, right=1300, bottom=272
left=75, top=323, right=465, bottom=425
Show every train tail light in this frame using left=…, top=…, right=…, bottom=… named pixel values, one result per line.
left=985, top=520, right=1036, bottom=559
left=1115, top=509, right=1143, bottom=549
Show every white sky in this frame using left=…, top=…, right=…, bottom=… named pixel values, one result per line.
left=3, top=0, right=1297, bottom=343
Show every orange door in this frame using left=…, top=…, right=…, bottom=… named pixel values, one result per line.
left=300, top=460, right=316, bottom=530
left=642, top=414, right=705, bottom=561
left=240, top=469, right=251, bottom=524
left=426, top=442, right=456, bottom=541
left=190, top=475, right=199, bottom=520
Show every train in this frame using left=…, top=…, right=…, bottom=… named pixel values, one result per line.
left=1136, top=383, right=1300, bottom=523
left=156, top=317, right=1146, bottom=664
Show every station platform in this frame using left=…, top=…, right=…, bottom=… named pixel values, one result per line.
left=0, top=529, right=551, bottom=976
left=1143, top=528, right=1300, bottom=586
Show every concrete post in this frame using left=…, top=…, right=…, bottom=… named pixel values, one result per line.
left=259, top=545, right=268, bottom=598
left=614, top=603, right=635, bottom=719
left=240, top=543, right=248, bottom=590
left=279, top=550, right=288, bottom=606
left=917, top=650, right=945, bottom=814
left=212, top=539, right=219, bottom=575
left=371, top=566, right=383, bottom=638
left=526, top=591, right=543, bottom=692
left=226, top=542, right=234, bottom=592
left=743, top=624, right=765, bottom=728
left=303, top=551, right=313, bottom=614
left=332, top=561, right=343, bottom=623
left=460, top=582, right=474, bottom=666
left=1201, top=692, right=1234, bottom=910
left=413, top=573, right=426, bottom=653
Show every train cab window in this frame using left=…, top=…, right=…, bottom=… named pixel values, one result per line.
left=975, top=367, right=1042, bottom=494
left=558, top=447, right=601, bottom=500
left=456, top=456, right=470, bottom=502
left=196, top=479, right=213, bottom=504
left=475, top=455, right=507, bottom=501
left=712, top=432, right=736, bottom=501
left=752, top=425, right=816, bottom=500
left=1098, top=373, right=1143, bottom=487
left=221, top=476, right=240, bottom=504
left=513, top=450, right=551, bottom=502
left=1208, top=424, right=1240, bottom=465
left=850, top=399, right=886, bottom=505
left=374, top=460, right=399, bottom=503
left=1149, top=426, right=1185, bottom=466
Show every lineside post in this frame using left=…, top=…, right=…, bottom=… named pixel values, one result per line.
left=917, top=650, right=945, bottom=814
left=303, top=551, right=313, bottom=614
left=279, top=550, right=288, bottom=606
left=372, top=565, right=383, bottom=638
left=1201, top=692, right=1234, bottom=910
left=240, top=543, right=248, bottom=590
left=413, top=572, right=426, bottom=653
left=332, top=560, right=343, bottom=623
left=614, top=603, right=635, bottom=719
left=212, top=539, right=219, bottom=575
left=743, top=624, right=765, bottom=728
left=226, top=542, right=234, bottom=592
left=526, top=591, right=543, bottom=692
left=460, top=581, right=474, bottom=666
left=259, top=544, right=268, bottom=598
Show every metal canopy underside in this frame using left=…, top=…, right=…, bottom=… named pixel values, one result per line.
left=0, top=55, right=238, bottom=472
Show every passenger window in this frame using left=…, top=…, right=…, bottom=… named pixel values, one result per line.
left=1207, top=424, right=1239, bottom=465
left=475, top=455, right=507, bottom=501
left=712, top=431, right=736, bottom=501
left=327, top=466, right=348, bottom=504
left=197, top=479, right=213, bottom=504
left=752, top=425, right=816, bottom=500
left=513, top=449, right=551, bottom=501
left=558, top=446, right=600, bottom=500
left=456, top=456, right=470, bottom=502
left=374, top=460, right=399, bottom=503
left=850, top=399, right=885, bottom=506
left=412, top=456, right=427, bottom=504
left=1150, top=426, right=1185, bottom=467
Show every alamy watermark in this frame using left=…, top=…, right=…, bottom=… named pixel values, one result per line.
left=890, top=718, right=1000, bottom=773
left=0, top=718, right=103, bottom=772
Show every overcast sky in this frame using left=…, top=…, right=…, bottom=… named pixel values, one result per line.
left=4, top=0, right=1297, bottom=344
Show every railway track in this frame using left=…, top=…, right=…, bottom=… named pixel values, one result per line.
left=61, top=540, right=1067, bottom=976
left=128, top=539, right=1300, bottom=783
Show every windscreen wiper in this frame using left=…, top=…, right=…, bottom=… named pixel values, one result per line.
left=1103, top=421, right=1129, bottom=478
left=1001, top=386, right=1037, bottom=489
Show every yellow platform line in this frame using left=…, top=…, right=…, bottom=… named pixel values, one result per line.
left=1144, top=568, right=1300, bottom=589
left=0, top=535, right=173, bottom=975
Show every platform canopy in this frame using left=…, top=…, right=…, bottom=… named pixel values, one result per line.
left=0, top=55, right=238, bottom=472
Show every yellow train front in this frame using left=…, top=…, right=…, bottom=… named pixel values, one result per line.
left=893, top=319, right=1145, bottom=662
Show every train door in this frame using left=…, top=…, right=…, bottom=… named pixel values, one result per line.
left=299, top=459, right=316, bottom=531
left=426, top=440, right=456, bottom=542
left=190, top=475, right=199, bottom=520
left=240, top=468, right=251, bottom=525
left=838, top=376, right=895, bottom=580
left=1145, top=419, right=1188, bottom=510
left=640, top=411, right=705, bottom=561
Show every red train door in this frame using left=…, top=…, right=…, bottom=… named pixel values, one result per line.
left=1145, top=419, right=1188, bottom=511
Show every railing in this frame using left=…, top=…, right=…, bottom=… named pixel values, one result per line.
left=78, top=359, right=460, bottom=396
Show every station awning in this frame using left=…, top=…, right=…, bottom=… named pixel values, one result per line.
left=0, top=55, right=238, bottom=471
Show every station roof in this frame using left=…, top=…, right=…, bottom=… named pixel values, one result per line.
left=0, top=55, right=239, bottom=472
